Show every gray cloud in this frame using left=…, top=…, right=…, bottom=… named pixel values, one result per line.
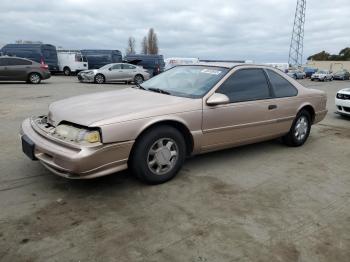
left=0, top=0, right=349, bottom=62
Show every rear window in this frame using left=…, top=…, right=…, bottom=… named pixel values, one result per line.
left=8, top=58, right=32, bottom=66
left=266, top=69, right=298, bottom=98
left=122, top=64, right=136, bottom=69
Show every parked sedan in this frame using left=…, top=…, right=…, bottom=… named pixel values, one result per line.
left=333, top=70, right=350, bottom=80
left=77, top=63, right=150, bottom=84
left=0, top=56, right=51, bottom=84
left=287, top=69, right=306, bottom=79
left=20, top=64, right=327, bottom=184
left=335, top=88, right=350, bottom=116
left=311, top=70, right=333, bottom=81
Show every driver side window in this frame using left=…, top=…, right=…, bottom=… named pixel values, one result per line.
left=217, top=69, right=271, bottom=103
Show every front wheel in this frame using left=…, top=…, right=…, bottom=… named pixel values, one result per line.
left=129, top=126, right=186, bottom=184
left=283, top=110, right=311, bottom=147
left=94, top=74, right=105, bottom=84
left=28, top=73, right=41, bottom=84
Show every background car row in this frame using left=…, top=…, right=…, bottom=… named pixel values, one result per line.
left=0, top=43, right=165, bottom=78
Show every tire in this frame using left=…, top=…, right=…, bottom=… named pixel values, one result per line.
left=129, top=125, right=186, bottom=184
left=28, top=73, right=41, bottom=84
left=63, top=67, right=71, bottom=76
left=134, top=74, right=144, bottom=85
left=282, top=109, right=311, bottom=147
left=311, top=78, right=314, bottom=81
left=94, top=74, right=105, bottom=84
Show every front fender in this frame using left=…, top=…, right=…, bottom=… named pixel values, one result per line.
left=98, top=110, right=202, bottom=144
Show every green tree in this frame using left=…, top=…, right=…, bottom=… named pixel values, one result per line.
left=307, top=51, right=331, bottom=61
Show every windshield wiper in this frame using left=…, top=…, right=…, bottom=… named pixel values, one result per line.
left=147, top=87, right=171, bottom=95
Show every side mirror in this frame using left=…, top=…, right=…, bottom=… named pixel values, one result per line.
left=108, top=68, right=112, bottom=71
left=206, top=93, right=230, bottom=106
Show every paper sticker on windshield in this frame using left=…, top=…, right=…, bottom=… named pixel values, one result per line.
left=201, top=69, right=222, bottom=75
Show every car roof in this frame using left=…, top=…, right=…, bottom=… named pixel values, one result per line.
left=177, top=62, right=274, bottom=69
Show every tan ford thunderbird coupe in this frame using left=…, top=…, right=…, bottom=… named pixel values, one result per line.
left=20, top=63, right=327, bottom=184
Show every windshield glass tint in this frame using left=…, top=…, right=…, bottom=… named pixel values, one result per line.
left=141, top=66, right=229, bottom=98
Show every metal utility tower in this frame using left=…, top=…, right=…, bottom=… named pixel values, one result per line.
left=288, top=0, right=306, bottom=67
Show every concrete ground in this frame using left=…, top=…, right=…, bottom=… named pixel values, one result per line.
left=0, top=76, right=349, bottom=262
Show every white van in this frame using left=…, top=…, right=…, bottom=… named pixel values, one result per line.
left=57, top=50, right=88, bottom=75
left=164, top=57, right=199, bottom=70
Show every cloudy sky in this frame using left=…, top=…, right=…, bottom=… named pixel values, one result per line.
left=1, top=0, right=349, bottom=62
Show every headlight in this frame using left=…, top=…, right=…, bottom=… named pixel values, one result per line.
left=54, top=124, right=101, bottom=143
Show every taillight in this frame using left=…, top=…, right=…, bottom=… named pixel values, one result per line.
left=40, top=60, right=49, bottom=70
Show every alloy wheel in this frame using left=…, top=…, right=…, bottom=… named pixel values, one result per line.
left=294, top=116, right=309, bottom=141
left=30, top=74, right=40, bottom=84
left=147, top=138, right=178, bottom=175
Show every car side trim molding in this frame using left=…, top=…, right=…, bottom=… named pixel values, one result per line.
left=203, top=116, right=295, bottom=134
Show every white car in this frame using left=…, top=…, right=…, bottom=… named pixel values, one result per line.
left=311, top=70, right=333, bottom=81
left=335, top=88, right=350, bottom=116
left=57, top=50, right=88, bottom=76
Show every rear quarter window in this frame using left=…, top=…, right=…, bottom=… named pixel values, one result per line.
left=266, top=69, right=298, bottom=98
left=8, top=58, right=32, bottom=66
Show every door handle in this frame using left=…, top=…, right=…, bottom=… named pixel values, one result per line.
left=268, top=105, right=277, bottom=110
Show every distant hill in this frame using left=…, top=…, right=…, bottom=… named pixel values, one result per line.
left=308, top=48, right=350, bottom=61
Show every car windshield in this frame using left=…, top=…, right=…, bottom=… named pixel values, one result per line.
left=141, top=65, right=229, bottom=98
left=318, top=70, right=327, bottom=74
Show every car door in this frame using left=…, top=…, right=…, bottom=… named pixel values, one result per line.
left=0, top=58, right=8, bottom=80
left=201, top=68, right=277, bottom=152
left=6, top=58, right=30, bottom=80
left=122, top=64, right=137, bottom=80
left=107, top=63, right=124, bottom=81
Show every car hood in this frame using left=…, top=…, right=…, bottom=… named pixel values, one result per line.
left=339, top=88, right=350, bottom=94
left=79, top=69, right=97, bottom=74
left=48, top=88, right=200, bottom=127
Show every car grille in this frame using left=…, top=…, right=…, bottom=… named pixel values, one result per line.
left=344, top=107, right=350, bottom=113
left=337, top=93, right=350, bottom=100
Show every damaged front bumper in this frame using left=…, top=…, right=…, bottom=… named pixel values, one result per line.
left=20, top=116, right=134, bottom=179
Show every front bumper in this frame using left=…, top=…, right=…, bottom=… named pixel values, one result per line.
left=77, top=73, right=95, bottom=82
left=335, top=98, right=350, bottom=116
left=20, top=118, right=134, bottom=179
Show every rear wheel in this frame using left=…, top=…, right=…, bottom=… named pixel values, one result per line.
left=134, top=74, right=144, bottom=85
left=28, top=73, right=41, bottom=84
left=63, top=67, right=71, bottom=76
left=94, top=74, right=105, bottom=84
left=129, top=126, right=186, bottom=184
left=283, top=109, right=311, bottom=147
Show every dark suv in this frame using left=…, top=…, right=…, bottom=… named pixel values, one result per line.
left=0, top=56, right=51, bottom=84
